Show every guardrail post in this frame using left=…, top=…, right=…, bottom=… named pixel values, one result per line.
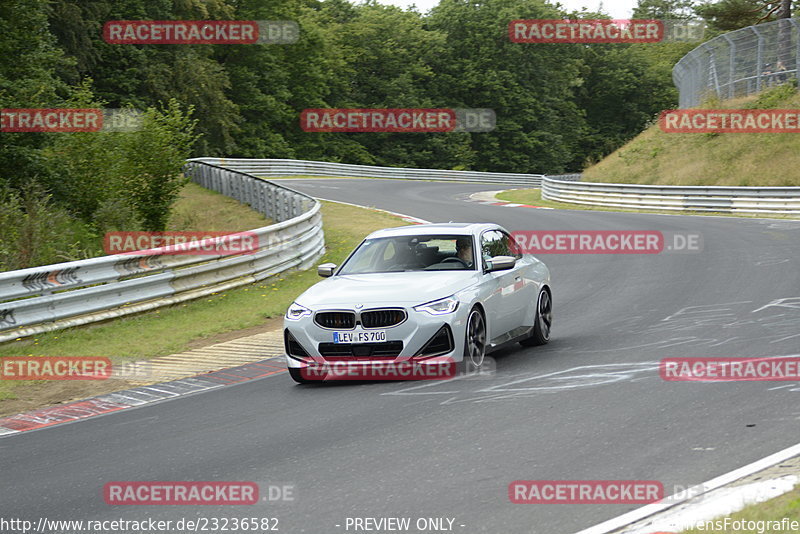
left=268, top=187, right=276, bottom=220
left=280, top=190, right=289, bottom=221
left=257, top=182, right=265, bottom=215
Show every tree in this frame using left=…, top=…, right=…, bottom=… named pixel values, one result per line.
left=0, top=0, right=71, bottom=191
left=695, top=0, right=796, bottom=32
left=695, top=0, right=766, bottom=31
left=118, top=100, right=199, bottom=231
left=45, top=0, right=240, bottom=156
left=426, top=0, right=587, bottom=173
left=755, top=0, right=792, bottom=21
left=633, top=0, right=698, bottom=19
left=42, top=81, right=127, bottom=225
left=320, top=1, right=470, bottom=169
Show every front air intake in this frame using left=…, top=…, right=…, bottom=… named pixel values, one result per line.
left=415, top=325, right=454, bottom=357
left=284, top=330, right=310, bottom=360
left=318, top=341, right=404, bottom=360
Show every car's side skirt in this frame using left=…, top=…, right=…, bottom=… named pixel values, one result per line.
left=487, top=324, right=535, bottom=353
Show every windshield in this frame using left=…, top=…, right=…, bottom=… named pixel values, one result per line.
left=338, top=234, right=476, bottom=274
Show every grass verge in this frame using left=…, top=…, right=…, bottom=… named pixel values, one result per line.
left=681, top=485, right=800, bottom=533
left=0, top=200, right=409, bottom=414
left=583, top=83, right=800, bottom=186
left=168, top=182, right=271, bottom=231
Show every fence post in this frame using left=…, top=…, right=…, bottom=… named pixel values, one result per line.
left=753, top=26, right=764, bottom=92
left=723, top=35, right=735, bottom=99
left=793, top=19, right=800, bottom=79
left=692, top=54, right=703, bottom=107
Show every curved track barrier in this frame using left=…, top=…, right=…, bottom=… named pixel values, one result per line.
left=189, top=157, right=547, bottom=187
left=542, top=176, right=800, bottom=214
left=0, top=161, right=324, bottom=343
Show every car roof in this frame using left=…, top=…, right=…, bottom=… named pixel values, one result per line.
left=365, top=222, right=502, bottom=239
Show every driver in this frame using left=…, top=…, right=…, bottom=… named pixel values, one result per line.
left=456, top=237, right=474, bottom=268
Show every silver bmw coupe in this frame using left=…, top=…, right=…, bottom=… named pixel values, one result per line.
left=283, top=223, right=552, bottom=383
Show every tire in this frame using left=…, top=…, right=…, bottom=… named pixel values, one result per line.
left=462, top=306, right=487, bottom=373
left=520, top=288, right=552, bottom=347
left=289, top=366, right=314, bottom=384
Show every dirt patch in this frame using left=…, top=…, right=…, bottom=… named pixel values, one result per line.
left=182, top=316, right=284, bottom=350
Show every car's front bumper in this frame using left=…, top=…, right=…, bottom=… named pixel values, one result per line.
left=283, top=303, right=469, bottom=369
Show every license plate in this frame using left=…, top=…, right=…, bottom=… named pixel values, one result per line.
left=333, top=330, right=386, bottom=343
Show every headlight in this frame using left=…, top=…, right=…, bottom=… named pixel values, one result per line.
left=286, top=302, right=312, bottom=320
left=414, top=295, right=459, bottom=315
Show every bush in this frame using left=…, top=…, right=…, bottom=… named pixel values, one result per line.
left=44, top=94, right=198, bottom=234
left=117, top=99, right=199, bottom=231
left=0, top=185, right=100, bottom=270
left=7, top=94, right=199, bottom=269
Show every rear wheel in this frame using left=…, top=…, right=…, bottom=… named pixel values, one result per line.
left=521, top=288, right=551, bottom=347
left=463, top=307, right=487, bottom=373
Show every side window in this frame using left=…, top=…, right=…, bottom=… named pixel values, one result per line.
left=480, top=230, right=511, bottom=265
left=503, top=231, right=523, bottom=259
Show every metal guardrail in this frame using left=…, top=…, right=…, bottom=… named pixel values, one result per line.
left=674, top=18, right=800, bottom=108
left=544, top=173, right=583, bottom=182
left=542, top=176, right=800, bottom=214
left=189, top=157, right=548, bottom=187
left=0, top=161, right=325, bottom=343
left=17, top=154, right=795, bottom=343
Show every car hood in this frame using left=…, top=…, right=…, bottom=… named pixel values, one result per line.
left=296, top=271, right=479, bottom=308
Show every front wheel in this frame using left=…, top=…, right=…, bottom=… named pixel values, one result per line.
left=463, top=307, right=487, bottom=373
left=520, top=288, right=551, bottom=347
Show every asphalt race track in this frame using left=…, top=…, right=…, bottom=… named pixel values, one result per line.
left=2, top=178, right=800, bottom=534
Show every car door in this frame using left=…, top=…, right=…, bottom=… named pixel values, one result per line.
left=503, top=229, right=539, bottom=330
left=478, top=230, right=526, bottom=342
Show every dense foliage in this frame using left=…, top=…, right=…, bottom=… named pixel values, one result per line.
left=0, top=0, right=769, bottom=267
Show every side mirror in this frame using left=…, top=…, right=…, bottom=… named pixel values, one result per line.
left=317, top=263, right=337, bottom=277
left=485, top=256, right=516, bottom=272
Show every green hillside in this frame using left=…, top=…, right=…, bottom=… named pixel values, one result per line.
left=582, top=83, right=800, bottom=186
